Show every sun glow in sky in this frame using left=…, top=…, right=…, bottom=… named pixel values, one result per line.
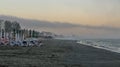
left=0, top=0, right=120, bottom=26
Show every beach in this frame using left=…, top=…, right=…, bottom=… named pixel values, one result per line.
left=0, top=39, right=120, bottom=67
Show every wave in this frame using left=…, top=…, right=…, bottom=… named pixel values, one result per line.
left=77, top=40, right=120, bottom=53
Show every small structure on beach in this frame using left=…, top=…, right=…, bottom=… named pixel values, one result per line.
left=0, top=20, right=39, bottom=46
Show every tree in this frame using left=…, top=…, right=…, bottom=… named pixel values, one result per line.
left=4, top=20, right=12, bottom=33
left=29, top=30, right=32, bottom=38
left=0, top=20, right=4, bottom=33
left=32, top=30, right=35, bottom=37
left=11, top=21, right=21, bottom=40
left=11, top=21, right=21, bottom=31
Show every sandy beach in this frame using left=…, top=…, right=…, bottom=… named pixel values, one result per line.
left=0, top=39, right=120, bottom=67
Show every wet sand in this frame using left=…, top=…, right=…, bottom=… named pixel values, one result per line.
left=0, top=39, right=120, bottom=67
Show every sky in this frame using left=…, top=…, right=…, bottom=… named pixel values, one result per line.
left=0, top=0, right=120, bottom=39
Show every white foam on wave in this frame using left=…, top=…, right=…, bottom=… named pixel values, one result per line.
left=77, top=40, right=120, bottom=53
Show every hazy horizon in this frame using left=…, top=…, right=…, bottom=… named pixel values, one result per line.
left=0, top=0, right=120, bottom=39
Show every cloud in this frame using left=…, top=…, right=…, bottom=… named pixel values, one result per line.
left=1, top=15, right=120, bottom=31
left=0, top=15, right=120, bottom=39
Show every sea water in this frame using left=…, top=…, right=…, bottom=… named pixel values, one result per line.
left=77, top=39, right=120, bottom=53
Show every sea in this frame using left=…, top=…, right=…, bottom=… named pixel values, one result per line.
left=55, top=36, right=120, bottom=53
left=77, top=39, right=120, bottom=53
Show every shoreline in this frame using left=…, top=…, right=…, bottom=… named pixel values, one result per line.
left=77, top=41, right=120, bottom=54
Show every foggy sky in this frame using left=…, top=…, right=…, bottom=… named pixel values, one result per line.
left=0, top=0, right=120, bottom=39
left=0, top=15, right=120, bottom=39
